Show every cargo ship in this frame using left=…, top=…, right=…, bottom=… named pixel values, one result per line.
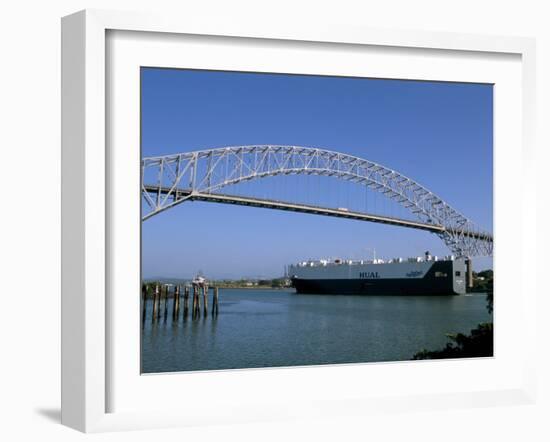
left=289, top=252, right=467, bottom=295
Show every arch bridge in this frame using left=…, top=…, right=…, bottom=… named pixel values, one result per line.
left=141, top=145, right=493, bottom=257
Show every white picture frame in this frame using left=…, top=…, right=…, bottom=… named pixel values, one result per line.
left=61, top=9, right=537, bottom=433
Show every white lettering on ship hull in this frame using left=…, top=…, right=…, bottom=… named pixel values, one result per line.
left=359, top=272, right=380, bottom=279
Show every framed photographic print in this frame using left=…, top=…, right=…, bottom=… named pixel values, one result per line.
left=61, top=9, right=537, bottom=432
left=139, top=68, right=494, bottom=374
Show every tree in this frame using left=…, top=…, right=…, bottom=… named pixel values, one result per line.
left=413, top=323, right=493, bottom=360
left=486, top=278, right=493, bottom=314
left=413, top=280, right=493, bottom=360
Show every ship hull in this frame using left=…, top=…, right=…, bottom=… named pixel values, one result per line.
left=290, top=260, right=465, bottom=295
left=292, top=277, right=456, bottom=295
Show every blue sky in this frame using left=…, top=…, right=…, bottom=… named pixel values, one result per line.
left=141, top=68, right=493, bottom=278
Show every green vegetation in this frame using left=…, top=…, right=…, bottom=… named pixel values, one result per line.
left=413, top=273, right=493, bottom=360
left=412, top=323, right=493, bottom=360
left=211, top=277, right=291, bottom=289
left=141, top=281, right=163, bottom=299
left=469, top=269, right=494, bottom=293
left=142, top=277, right=292, bottom=294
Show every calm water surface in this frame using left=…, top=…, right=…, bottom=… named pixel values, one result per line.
left=141, top=289, right=491, bottom=373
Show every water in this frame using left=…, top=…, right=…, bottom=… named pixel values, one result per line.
left=141, top=289, right=491, bottom=373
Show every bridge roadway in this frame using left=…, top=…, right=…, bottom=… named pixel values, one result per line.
left=144, top=186, right=493, bottom=242
left=144, top=185, right=451, bottom=232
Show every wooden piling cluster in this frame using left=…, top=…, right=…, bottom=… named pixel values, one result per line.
left=142, top=282, right=219, bottom=323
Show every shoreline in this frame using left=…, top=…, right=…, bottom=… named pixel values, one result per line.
left=214, top=286, right=293, bottom=290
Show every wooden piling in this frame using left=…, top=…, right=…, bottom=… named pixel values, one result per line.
left=173, top=285, right=180, bottom=320
left=203, top=285, right=208, bottom=317
left=196, top=285, right=201, bottom=318
left=192, top=285, right=195, bottom=319
left=192, top=284, right=198, bottom=319
left=142, top=284, right=147, bottom=323
left=152, top=284, right=160, bottom=321
left=160, top=285, right=168, bottom=321
left=158, top=284, right=162, bottom=319
left=213, top=286, right=219, bottom=315
left=183, top=286, right=189, bottom=318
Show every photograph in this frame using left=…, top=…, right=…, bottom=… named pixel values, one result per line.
left=140, top=67, right=494, bottom=374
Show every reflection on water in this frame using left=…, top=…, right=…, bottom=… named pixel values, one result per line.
left=141, top=289, right=491, bottom=373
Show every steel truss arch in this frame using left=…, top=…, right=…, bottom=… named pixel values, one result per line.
left=141, top=145, right=493, bottom=257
